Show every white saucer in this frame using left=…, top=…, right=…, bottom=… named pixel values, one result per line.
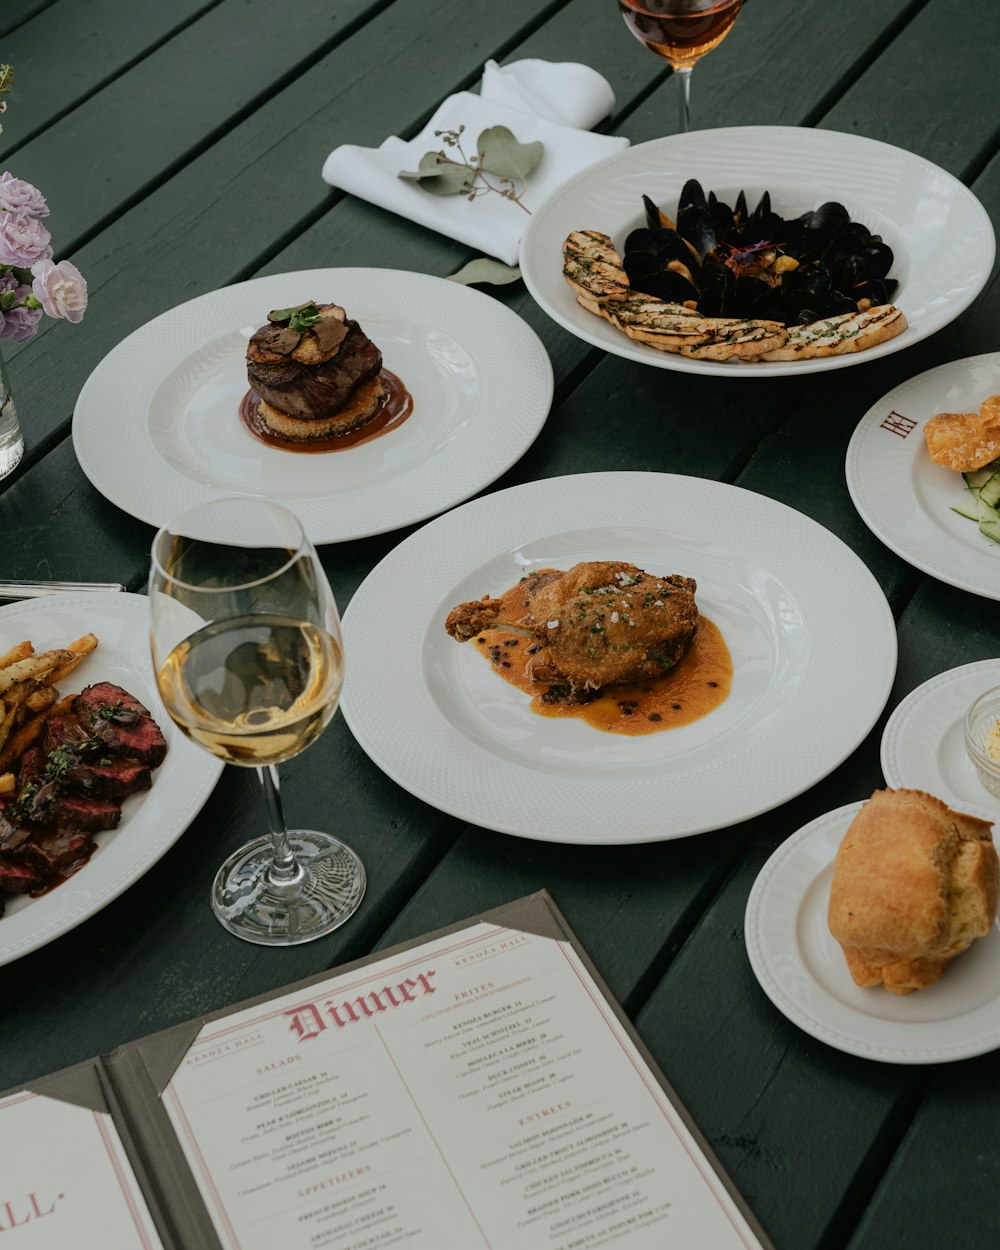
left=881, top=660, right=1000, bottom=821
left=745, top=801, right=1000, bottom=1063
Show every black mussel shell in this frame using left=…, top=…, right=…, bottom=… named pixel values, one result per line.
left=629, top=267, right=700, bottom=305
left=828, top=249, right=868, bottom=292
left=733, top=189, right=749, bottom=228
left=782, top=259, right=832, bottom=301
left=697, top=262, right=732, bottom=316
left=623, top=250, right=665, bottom=283
left=642, top=194, right=675, bottom=231
left=731, top=275, right=774, bottom=318
left=824, top=293, right=862, bottom=317
left=799, top=201, right=851, bottom=250
left=850, top=278, right=890, bottom=307
left=678, top=178, right=708, bottom=216
left=708, top=192, right=737, bottom=245
left=677, top=204, right=717, bottom=261
left=625, top=226, right=668, bottom=255
left=863, top=238, right=894, bottom=280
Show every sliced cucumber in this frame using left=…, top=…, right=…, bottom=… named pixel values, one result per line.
left=952, top=502, right=981, bottom=522
left=978, top=493, right=1000, bottom=545
left=980, top=470, right=1000, bottom=508
left=964, top=465, right=996, bottom=491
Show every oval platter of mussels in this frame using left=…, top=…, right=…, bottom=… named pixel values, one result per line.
left=519, top=128, right=995, bottom=376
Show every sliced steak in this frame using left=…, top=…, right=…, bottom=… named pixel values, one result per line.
left=72, top=683, right=168, bottom=766
left=65, top=757, right=152, bottom=798
left=10, top=829, right=95, bottom=879
left=41, top=793, right=122, bottom=832
left=0, top=856, right=43, bottom=894
left=43, top=714, right=92, bottom=754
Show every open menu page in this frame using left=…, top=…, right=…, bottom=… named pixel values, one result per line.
left=0, top=1089, right=164, bottom=1248
left=162, top=921, right=764, bottom=1250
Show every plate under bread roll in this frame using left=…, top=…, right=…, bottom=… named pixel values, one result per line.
left=745, top=800, right=1000, bottom=1063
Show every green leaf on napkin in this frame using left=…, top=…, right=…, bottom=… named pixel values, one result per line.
left=399, top=124, right=543, bottom=213
left=398, top=150, right=473, bottom=196
left=446, top=258, right=522, bottom=286
left=477, top=126, right=543, bottom=181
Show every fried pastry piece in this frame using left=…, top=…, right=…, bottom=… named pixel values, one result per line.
left=924, top=395, right=1000, bottom=472
left=445, top=561, right=698, bottom=695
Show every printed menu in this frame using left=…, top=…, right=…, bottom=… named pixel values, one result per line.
left=0, top=892, right=773, bottom=1250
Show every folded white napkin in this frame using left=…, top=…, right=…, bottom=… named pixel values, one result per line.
left=321, top=60, right=629, bottom=267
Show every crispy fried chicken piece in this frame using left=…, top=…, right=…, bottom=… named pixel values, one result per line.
left=446, top=561, right=698, bottom=694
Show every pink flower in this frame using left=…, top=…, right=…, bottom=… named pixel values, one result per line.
left=0, top=302, right=41, bottom=343
left=0, top=172, right=48, bottom=218
left=0, top=211, right=51, bottom=266
left=31, top=258, right=87, bottom=323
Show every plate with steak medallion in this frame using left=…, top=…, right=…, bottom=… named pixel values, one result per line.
left=0, top=593, right=222, bottom=967
left=73, top=269, right=552, bottom=545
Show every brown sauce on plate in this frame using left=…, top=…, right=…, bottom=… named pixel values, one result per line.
left=473, top=617, right=732, bottom=735
left=239, top=368, right=413, bottom=453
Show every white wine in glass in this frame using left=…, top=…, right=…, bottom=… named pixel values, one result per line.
left=618, top=0, right=743, bottom=132
left=150, top=498, right=364, bottom=946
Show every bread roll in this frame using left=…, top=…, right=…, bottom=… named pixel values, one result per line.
left=828, top=788, right=998, bottom=994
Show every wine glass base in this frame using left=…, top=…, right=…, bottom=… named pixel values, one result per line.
left=211, top=830, right=366, bottom=946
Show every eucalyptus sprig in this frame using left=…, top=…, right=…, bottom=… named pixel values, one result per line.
left=399, top=125, right=543, bottom=214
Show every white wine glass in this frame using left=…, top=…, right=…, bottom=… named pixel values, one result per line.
left=149, top=498, right=364, bottom=945
left=618, top=0, right=743, bottom=132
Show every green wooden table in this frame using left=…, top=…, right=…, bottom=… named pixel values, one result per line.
left=1, top=2, right=999, bottom=1246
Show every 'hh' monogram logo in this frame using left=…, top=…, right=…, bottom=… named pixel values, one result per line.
left=880, top=409, right=916, bottom=438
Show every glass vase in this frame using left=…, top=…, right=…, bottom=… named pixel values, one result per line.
left=0, top=347, right=23, bottom=479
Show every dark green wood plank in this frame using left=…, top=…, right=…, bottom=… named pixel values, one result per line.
left=848, top=1056, right=1000, bottom=1250
left=822, top=0, right=1000, bottom=178
left=5, top=0, right=401, bottom=248
left=0, top=0, right=218, bottom=159
left=0, top=0, right=56, bottom=39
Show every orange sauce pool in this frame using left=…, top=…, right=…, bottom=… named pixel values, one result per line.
left=238, top=369, right=412, bottom=453
left=472, top=617, right=732, bottom=735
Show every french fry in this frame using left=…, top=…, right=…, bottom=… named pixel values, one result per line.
left=0, top=703, right=16, bottom=757
left=0, top=649, right=73, bottom=694
left=43, top=693, right=78, bottom=721
left=25, top=686, right=58, bottom=714
left=0, top=772, right=14, bottom=794
left=0, top=712, right=47, bottom=771
left=44, top=633, right=98, bottom=685
left=0, top=641, right=33, bottom=670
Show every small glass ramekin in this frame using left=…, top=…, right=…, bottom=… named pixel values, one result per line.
left=965, top=684, right=1000, bottom=800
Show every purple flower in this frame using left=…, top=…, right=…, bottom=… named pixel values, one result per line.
left=0, top=211, right=51, bottom=266
left=0, top=301, right=41, bottom=342
left=0, top=172, right=49, bottom=218
left=31, top=258, right=87, bottom=323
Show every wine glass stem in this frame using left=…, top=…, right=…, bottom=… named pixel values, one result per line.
left=256, top=763, right=302, bottom=887
left=675, top=66, right=693, bottom=133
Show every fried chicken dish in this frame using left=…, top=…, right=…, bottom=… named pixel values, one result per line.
left=445, top=561, right=699, bottom=700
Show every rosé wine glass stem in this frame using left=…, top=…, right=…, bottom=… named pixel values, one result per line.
left=676, top=65, right=693, bottom=133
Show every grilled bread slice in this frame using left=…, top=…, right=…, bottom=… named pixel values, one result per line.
left=760, top=304, right=906, bottom=361
left=562, top=230, right=631, bottom=314
left=609, top=301, right=786, bottom=360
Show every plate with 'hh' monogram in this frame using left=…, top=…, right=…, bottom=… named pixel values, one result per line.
left=846, top=353, right=1000, bottom=601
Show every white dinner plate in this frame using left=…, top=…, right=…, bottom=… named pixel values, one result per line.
left=881, top=660, right=1000, bottom=822
left=520, top=127, right=994, bottom=377
left=0, top=593, right=222, bottom=966
left=72, top=269, right=553, bottom=544
left=340, top=472, right=896, bottom=844
left=847, top=353, right=1000, bottom=599
left=746, top=801, right=1000, bottom=1063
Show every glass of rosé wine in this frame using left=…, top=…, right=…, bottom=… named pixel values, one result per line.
left=617, top=0, right=743, bottom=133
left=149, top=498, right=364, bottom=946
